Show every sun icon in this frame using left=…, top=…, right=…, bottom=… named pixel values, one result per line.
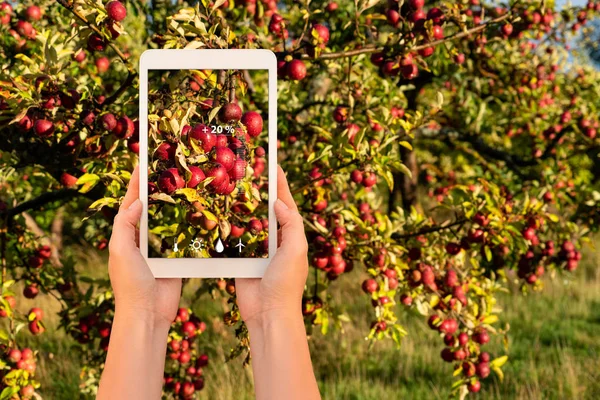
left=189, top=239, right=204, bottom=251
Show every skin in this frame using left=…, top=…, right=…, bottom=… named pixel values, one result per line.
left=97, top=166, right=320, bottom=400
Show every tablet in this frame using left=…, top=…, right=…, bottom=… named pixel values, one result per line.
left=139, top=49, right=277, bottom=278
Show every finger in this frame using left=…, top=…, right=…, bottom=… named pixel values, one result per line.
left=274, top=199, right=307, bottom=253
left=120, top=166, right=140, bottom=210
left=276, top=165, right=298, bottom=212
left=110, top=199, right=143, bottom=254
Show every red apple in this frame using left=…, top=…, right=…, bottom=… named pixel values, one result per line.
left=313, top=23, right=330, bottom=44
left=34, top=119, right=54, bottom=137
left=361, top=278, right=378, bottom=293
left=186, top=165, right=206, bottom=188
left=287, top=59, right=307, bottom=81
left=190, top=124, right=216, bottom=153
left=101, top=113, right=117, bottom=131
left=206, top=164, right=228, bottom=188
left=60, top=172, right=78, bottom=188
left=155, top=142, right=176, bottom=161
left=241, top=111, right=263, bottom=137
left=230, top=159, right=246, bottom=181
left=106, top=1, right=127, bottom=22
left=212, top=146, right=235, bottom=171
left=87, top=33, right=106, bottom=52
left=29, top=307, right=43, bottom=320
left=25, top=5, right=42, bottom=21
left=28, top=320, right=44, bottom=335
left=230, top=225, right=245, bottom=238
left=8, top=349, right=21, bottom=363
left=219, top=103, right=242, bottom=122
left=113, top=115, right=134, bottom=139
left=96, top=57, right=110, bottom=73
left=158, top=168, right=185, bottom=194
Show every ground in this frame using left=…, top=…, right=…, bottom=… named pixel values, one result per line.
left=13, top=239, right=600, bottom=400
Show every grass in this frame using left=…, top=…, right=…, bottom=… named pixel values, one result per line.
left=12, top=242, right=600, bottom=399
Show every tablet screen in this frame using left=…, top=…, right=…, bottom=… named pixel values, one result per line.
left=147, top=69, right=269, bottom=259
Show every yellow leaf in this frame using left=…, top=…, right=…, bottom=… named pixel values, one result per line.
left=492, top=365, right=504, bottom=381
left=482, top=315, right=499, bottom=325
left=491, top=355, right=508, bottom=368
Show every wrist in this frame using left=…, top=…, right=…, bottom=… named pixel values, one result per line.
left=245, top=307, right=304, bottom=335
left=114, top=303, right=172, bottom=332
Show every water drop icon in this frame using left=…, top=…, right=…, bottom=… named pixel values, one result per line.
left=215, top=238, right=224, bottom=253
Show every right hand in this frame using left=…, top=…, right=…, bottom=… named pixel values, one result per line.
left=235, top=166, right=309, bottom=325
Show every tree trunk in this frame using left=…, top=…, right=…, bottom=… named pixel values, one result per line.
left=389, top=145, right=418, bottom=213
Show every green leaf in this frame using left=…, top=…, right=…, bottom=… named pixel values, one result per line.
left=150, top=224, right=179, bottom=236
left=0, top=387, right=19, bottom=400
left=484, top=245, right=492, bottom=262
left=2, top=280, right=15, bottom=289
left=77, top=173, right=101, bottom=194
left=208, top=106, right=221, bottom=123
left=396, top=163, right=413, bottom=179
left=88, top=197, right=119, bottom=212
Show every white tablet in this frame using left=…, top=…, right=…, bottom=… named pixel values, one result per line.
left=139, top=49, right=277, bottom=278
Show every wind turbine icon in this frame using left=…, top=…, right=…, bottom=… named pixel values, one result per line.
left=235, top=239, right=245, bottom=253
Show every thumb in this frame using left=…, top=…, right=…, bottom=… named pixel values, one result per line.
left=109, top=199, right=142, bottom=255
left=274, top=199, right=308, bottom=252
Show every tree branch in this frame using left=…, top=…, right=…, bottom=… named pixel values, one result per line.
left=290, top=159, right=360, bottom=195
left=102, top=70, right=137, bottom=108
left=229, top=74, right=236, bottom=104
left=425, top=125, right=573, bottom=180
left=285, top=13, right=512, bottom=61
left=5, top=190, right=81, bottom=219
left=391, top=217, right=468, bottom=240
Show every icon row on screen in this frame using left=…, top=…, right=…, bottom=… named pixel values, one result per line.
left=172, top=238, right=246, bottom=254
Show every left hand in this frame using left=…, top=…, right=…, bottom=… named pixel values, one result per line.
left=108, top=166, right=182, bottom=326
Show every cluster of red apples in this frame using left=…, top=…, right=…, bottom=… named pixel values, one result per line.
left=165, top=308, right=209, bottom=398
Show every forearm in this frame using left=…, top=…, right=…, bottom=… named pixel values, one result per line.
left=247, top=313, right=320, bottom=400
left=97, top=308, right=170, bottom=400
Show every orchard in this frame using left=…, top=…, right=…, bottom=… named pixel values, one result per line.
left=0, top=0, right=599, bottom=399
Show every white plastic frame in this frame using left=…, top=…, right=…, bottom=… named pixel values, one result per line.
left=139, top=49, right=277, bottom=278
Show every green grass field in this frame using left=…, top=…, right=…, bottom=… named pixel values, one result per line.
left=15, top=242, right=600, bottom=400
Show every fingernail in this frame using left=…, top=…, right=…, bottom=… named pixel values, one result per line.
left=128, top=199, right=142, bottom=210
left=275, top=198, right=289, bottom=210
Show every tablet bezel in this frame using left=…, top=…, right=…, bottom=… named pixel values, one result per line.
left=139, top=49, right=277, bottom=278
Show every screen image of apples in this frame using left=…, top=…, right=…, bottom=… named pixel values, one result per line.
left=147, top=69, right=268, bottom=259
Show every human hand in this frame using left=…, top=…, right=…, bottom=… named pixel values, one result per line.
left=108, top=166, right=182, bottom=327
left=235, top=166, right=309, bottom=325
